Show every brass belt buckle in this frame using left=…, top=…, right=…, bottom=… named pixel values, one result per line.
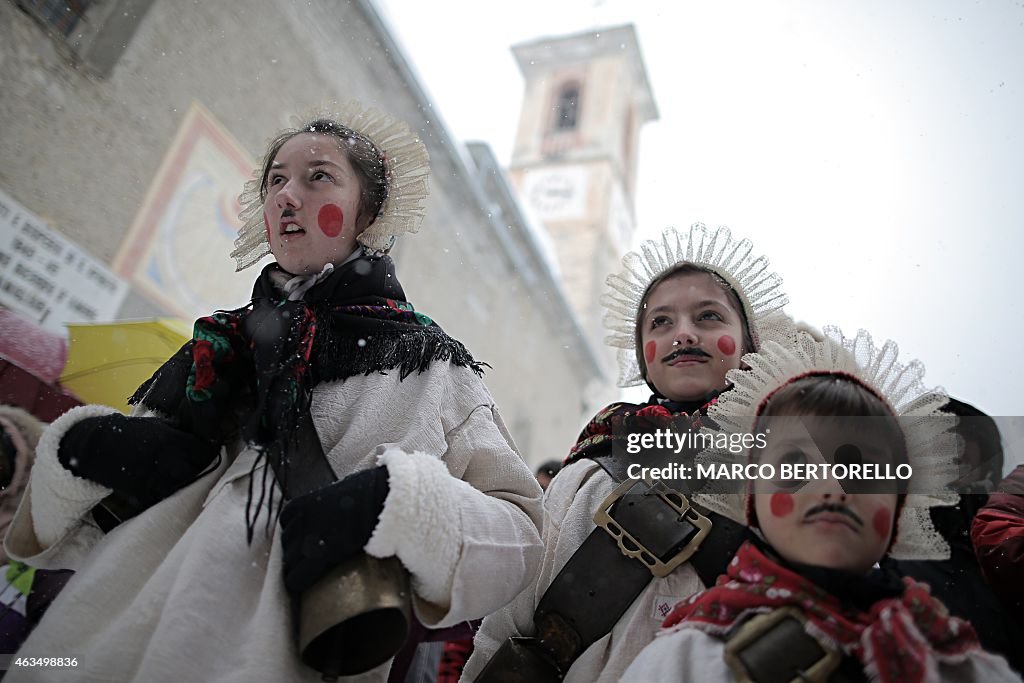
left=723, top=607, right=843, bottom=683
left=593, top=477, right=712, bottom=577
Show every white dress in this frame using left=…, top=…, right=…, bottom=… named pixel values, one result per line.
left=620, top=624, right=1023, bottom=683
left=462, top=456, right=706, bottom=683
left=4, top=362, right=543, bottom=682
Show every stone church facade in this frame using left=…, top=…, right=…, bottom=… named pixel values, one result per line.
left=0, top=0, right=631, bottom=464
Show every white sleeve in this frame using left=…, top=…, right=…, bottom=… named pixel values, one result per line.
left=935, top=651, right=1024, bottom=683
left=461, top=460, right=606, bottom=681
left=622, top=629, right=1024, bottom=683
left=365, top=404, right=543, bottom=628
left=619, top=628, right=730, bottom=682
left=460, top=488, right=562, bottom=679
left=3, top=405, right=117, bottom=569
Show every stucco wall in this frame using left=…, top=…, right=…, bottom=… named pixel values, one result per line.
left=0, top=0, right=613, bottom=464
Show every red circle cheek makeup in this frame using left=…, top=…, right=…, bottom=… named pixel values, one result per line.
left=872, top=507, right=892, bottom=540
left=769, top=493, right=794, bottom=517
left=318, top=204, right=344, bottom=237
left=644, top=341, right=657, bottom=364
left=717, top=335, right=737, bottom=356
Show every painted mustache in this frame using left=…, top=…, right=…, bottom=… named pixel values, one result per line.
left=279, top=208, right=307, bottom=233
left=804, top=502, right=863, bottom=527
left=662, top=347, right=712, bottom=363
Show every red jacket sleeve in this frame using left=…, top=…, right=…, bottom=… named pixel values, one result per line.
left=971, top=464, right=1024, bottom=616
left=437, top=637, right=474, bottom=683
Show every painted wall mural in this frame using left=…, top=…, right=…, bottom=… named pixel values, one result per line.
left=114, top=102, right=264, bottom=319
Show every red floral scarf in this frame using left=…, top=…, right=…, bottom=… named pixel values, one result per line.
left=662, top=542, right=982, bottom=683
left=131, top=255, right=484, bottom=542
left=565, top=397, right=719, bottom=466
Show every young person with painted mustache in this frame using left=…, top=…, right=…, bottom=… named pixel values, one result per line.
left=465, top=225, right=799, bottom=683
left=621, top=329, right=1019, bottom=683
left=3, top=105, right=543, bottom=682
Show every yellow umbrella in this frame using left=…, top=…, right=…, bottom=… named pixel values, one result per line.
left=60, top=319, right=193, bottom=413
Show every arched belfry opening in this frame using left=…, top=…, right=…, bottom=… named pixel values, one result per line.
left=554, top=82, right=581, bottom=131
left=509, top=25, right=658, bottom=349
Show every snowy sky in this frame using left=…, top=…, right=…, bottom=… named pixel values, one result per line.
left=375, top=0, right=1024, bottom=432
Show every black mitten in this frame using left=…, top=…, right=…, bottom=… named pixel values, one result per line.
left=58, top=413, right=220, bottom=511
left=280, top=465, right=390, bottom=596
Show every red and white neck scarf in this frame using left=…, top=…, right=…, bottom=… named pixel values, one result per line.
left=662, top=541, right=982, bottom=683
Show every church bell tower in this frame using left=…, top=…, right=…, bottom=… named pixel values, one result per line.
left=509, top=24, right=658, bottom=348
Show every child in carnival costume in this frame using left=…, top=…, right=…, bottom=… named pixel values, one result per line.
left=4, top=103, right=543, bottom=682
left=464, top=224, right=799, bottom=683
left=621, top=328, right=1020, bottom=682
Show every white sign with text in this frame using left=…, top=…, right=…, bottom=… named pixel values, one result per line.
left=0, top=187, right=128, bottom=335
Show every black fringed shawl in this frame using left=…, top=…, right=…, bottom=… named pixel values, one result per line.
left=130, top=252, right=486, bottom=540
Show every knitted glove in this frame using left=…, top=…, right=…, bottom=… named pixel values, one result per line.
left=280, top=465, right=390, bottom=596
left=58, top=413, right=220, bottom=512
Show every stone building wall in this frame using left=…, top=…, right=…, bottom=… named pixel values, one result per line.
left=0, top=0, right=613, bottom=464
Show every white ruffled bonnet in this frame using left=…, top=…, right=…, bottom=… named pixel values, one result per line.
left=694, top=326, right=959, bottom=561
left=231, top=102, right=431, bottom=271
left=601, top=223, right=796, bottom=387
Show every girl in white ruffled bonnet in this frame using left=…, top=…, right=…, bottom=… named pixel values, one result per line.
left=464, top=224, right=800, bottom=682
left=3, top=104, right=543, bottom=682
left=620, top=329, right=1020, bottom=683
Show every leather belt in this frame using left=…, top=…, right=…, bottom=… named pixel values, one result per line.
left=475, top=423, right=752, bottom=681
left=534, top=479, right=708, bottom=671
